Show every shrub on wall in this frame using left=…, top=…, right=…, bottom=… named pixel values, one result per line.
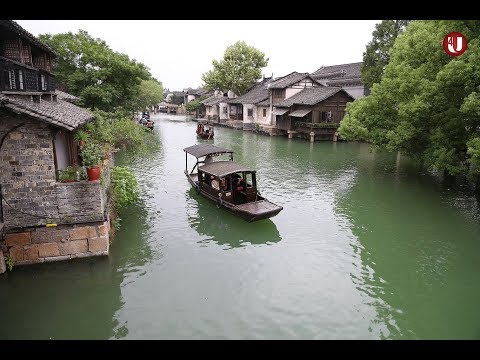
left=111, top=166, right=139, bottom=211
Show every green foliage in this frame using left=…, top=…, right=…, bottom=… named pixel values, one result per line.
left=202, top=41, right=268, bottom=96
left=340, top=20, right=480, bottom=180
left=73, top=129, right=89, bottom=142
left=185, top=95, right=208, bottom=113
left=80, top=141, right=104, bottom=167
left=111, top=166, right=139, bottom=211
left=57, top=166, right=79, bottom=182
left=362, top=20, right=411, bottom=88
left=169, top=93, right=184, bottom=105
left=39, top=30, right=154, bottom=112
left=135, top=79, right=164, bottom=111
left=4, top=253, right=14, bottom=271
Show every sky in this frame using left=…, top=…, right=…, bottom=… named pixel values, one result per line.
left=16, top=20, right=380, bottom=92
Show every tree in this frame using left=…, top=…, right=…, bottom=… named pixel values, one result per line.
left=339, top=20, right=480, bottom=188
left=169, top=93, right=184, bottom=105
left=39, top=30, right=154, bottom=112
left=184, top=99, right=201, bottom=113
left=184, top=95, right=208, bottom=114
left=134, top=79, right=164, bottom=112
left=202, top=41, right=268, bottom=96
left=361, top=20, right=411, bottom=89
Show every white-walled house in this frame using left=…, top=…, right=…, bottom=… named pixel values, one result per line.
left=184, top=87, right=210, bottom=103
left=201, top=91, right=227, bottom=123
left=255, top=98, right=271, bottom=126
left=268, top=72, right=321, bottom=126
left=225, top=77, right=273, bottom=130
left=310, top=62, right=369, bottom=99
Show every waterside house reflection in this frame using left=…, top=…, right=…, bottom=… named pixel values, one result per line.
left=185, top=188, right=282, bottom=249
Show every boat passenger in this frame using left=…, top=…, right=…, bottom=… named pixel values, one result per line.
left=211, top=176, right=219, bottom=190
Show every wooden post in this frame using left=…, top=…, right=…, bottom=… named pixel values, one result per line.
left=18, top=38, right=23, bottom=63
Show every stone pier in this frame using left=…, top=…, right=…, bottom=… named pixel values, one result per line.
left=3, top=220, right=110, bottom=267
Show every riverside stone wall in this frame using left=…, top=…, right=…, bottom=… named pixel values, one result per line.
left=3, top=220, right=110, bottom=266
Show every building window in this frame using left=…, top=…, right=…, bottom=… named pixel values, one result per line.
left=18, top=70, right=24, bottom=90
left=247, top=108, right=253, bottom=117
left=8, top=69, right=16, bottom=89
left=321, top=111, right=333, bottom=122
left=223, top=106, right=227, bottom=114
left=40, top=74, right=47, bottom=91
left=263, top=108, right=267, bottom=117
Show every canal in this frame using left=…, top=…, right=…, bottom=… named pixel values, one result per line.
left=1, top=114, right=480, bottom=339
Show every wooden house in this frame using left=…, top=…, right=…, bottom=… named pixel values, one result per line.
left=274, top=87, right=354, bottom=141
left=225, top=77, right=272, bottom=130
left=310, top=62, right=369, bottom=99
left=0, top=20, right=110, bottom=271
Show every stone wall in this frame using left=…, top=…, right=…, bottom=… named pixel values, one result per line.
left=4, top=220, right=110, bottom=266
left=0, top=110, right=111, bottom=230
left=0, top=110, right=57, bottom=229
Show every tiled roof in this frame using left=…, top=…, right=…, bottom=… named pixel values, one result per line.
left=325, top=77, right=364, bottom=86
left=201, top=95, right=227, bottom=106
left=0, top=94, right=93, bottom=131
left=256, top=99, right=270, bottom=107
left=275, top=87, right=352, bottom=107
left=268, top=72, right=312, bottom=89
left=0, top=20, right=56, bottom=57
left=226, top=77, right=272, bottom=105
left=55, top=90, right=79, bottom=103
left=187, top=87, right=209, bottom=96
left=184, top=144, right=233, bottom=158
left=311, top=62, right=362, bottom=80
left=199, top=160, right=252, bottom=177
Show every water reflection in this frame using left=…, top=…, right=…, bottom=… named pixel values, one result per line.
left=0, top=180, right=155, bottom=341
left=185, top=188, right=282, bottom=249
left=335, top=147, right=480, bottom=339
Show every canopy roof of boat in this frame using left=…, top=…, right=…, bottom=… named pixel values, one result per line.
left=199, top=160, right=253, bottom=177
left=184, top=144, right=233, bottom=158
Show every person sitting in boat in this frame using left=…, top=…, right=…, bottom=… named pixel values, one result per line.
left=234, top=174, right=245, bottom=191
left=211, top=176, right=219, bottom=190
left=220, top=177, right=227, bottom=191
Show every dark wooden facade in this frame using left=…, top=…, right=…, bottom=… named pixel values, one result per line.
left=0, top=21, right=56, bottom=93
left=276, top=90, right=353, bottom=140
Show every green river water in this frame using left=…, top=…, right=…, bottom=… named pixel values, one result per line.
left=1, top=114, right=480, bottom=339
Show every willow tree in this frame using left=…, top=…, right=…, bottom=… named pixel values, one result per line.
left=202, top=41, right=268, bottom=96
left=339, top=20, right=480, bottom=187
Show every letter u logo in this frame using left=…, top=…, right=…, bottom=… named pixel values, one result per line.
left=447, top=36, right=463, bottom=53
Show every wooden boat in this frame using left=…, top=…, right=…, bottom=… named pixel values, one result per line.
left=184, top=144, right=283, bottom=222
left=196, top=121, right=214, bottom=139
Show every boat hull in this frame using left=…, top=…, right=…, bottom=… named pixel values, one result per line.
left=186, top=172, right=282, bottom=222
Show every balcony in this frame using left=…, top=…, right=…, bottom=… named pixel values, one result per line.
left=295, top=121, right=339, bottom=135
left=1, top=56, right=55, bottom=93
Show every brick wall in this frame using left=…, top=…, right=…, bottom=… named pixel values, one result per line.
left=0, top=110, right=57, bottom=228
left=0, top=110, right=110, bottom=230
left=4, top=220, right=110, bottom=266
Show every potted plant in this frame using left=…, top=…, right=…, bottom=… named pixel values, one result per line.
left=74, top=129, right=89, bottom=148
left=58, top=166, right=79, bottom=183
left=80, top=141, right=104, bottom=181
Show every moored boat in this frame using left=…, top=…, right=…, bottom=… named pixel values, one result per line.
left=196, top=121, right=214, bottom=139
